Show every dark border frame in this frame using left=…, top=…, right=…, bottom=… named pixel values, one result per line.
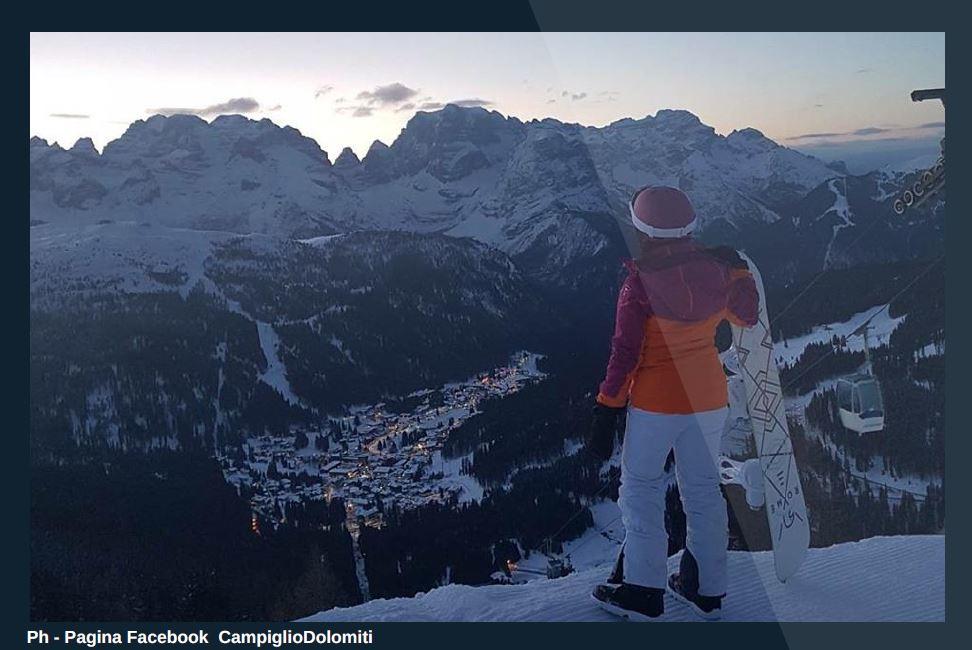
left=15, top=8, right=955, bottom=649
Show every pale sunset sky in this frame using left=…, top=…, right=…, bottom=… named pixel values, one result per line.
left=30, top=32, right=945, bottom=171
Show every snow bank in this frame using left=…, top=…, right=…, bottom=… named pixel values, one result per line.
left=775, top=304, right=906, bottom=369
left=302, top=536, right=943, bottom=622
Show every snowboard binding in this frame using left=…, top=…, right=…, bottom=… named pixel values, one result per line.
left=719, top=457, right=765, bottom=510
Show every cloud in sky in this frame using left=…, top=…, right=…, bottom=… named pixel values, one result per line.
left=387, top=98, right=494, bottom=113
left=49, top=113, right=90, bottom=119
left=149, top=97, right=261, bottom=117
left=571, top=92, right=587, bottom=101
left=792, top=126, right=890, bottom=140
left=335, top=105, right=375, bottom=118
left=789, top=121, right=943, bottom=143
left=851, top=127, right=889, bottom=136
left=314, top=85, right=334, bottom=98
left=449, top=98, right=493, bottom=108
left=334, top=82, right=429, bottom=117
left=356, top=82, right=419, bottom=106
left=856, top=67, right=872, bottom=74
left=794, top=132, right=842, bottom=140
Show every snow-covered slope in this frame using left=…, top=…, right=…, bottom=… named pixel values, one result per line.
left=775, top=303, right=906, bottom=368
left=303, top=535, right=944, bottom=622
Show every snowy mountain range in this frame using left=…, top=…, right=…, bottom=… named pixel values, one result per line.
left=31, top=105, right=943, bottom=288
left=28, top=107, right=839, bottom=276
left=31, top=107, right=835, bottom=233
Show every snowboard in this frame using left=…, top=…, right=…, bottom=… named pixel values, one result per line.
left=729, top=251, right=809, bottom=583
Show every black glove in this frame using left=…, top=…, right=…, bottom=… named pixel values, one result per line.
left=706, top=245, right=749, bottom=270
left=588, top=403, right=624, bottom=462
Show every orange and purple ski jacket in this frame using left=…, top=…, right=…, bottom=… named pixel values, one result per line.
left=597, top=240, right=759, bottom=414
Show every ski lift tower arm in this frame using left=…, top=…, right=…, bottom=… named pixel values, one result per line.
left=847, top=321, right=875, bottom=375
left=889, top=87, right=945, bottom=216
left=911, top=88, right=945, bottom=109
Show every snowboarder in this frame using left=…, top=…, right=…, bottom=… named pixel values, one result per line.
left=588, top=186, right=759, bottom=621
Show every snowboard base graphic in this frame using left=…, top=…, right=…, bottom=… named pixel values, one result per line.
left=730, top=252, right=810, bottom=582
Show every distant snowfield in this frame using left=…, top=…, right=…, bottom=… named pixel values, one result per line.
left=302, top=535, right=943, bottom=622
left=882, top=153, right=941, bottom=175
left=774, top=304, right=906, bottom=369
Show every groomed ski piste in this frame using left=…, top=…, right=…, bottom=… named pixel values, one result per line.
left=302, top=535, right=943, bottom=622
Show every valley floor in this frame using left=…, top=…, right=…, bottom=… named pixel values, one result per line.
left=302, top=535, right=944, bottom=622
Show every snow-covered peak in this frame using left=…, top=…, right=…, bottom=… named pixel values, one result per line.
left=69, top=137, right=99, bottom=157
left=367, top=139, right=390, bottom=153
left=729, top=126, right=766, bottom=139
left=388, top=105, right=524, bottom=182
left=726, top=127, right=778, bottom=153
left=103, top=113, right=329, bottom=165
left=400, top=104, right=520, bottom=141
left=650, top=108, right=709, bottom=130
left=334, top=147, right=361, bottom=169
left=31, top=112, right=347, bottom=234
left=361, top=140, right=397, bottom=182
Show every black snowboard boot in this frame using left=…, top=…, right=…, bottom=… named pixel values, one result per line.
left=591, top=582, right=665, bottom=621
left=607, top=545, right=624, bottom=585
left=667, top=549, right=723, bottom=620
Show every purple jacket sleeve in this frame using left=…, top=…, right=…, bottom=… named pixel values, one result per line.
left=727, top=271, right=759, bottom=327
left=597, top=269, right=650, bottom=406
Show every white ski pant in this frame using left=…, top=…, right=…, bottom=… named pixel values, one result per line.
left=619, top=405, right=728, bottom=596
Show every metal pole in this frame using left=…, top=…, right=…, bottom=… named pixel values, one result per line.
left=863, top=326, right=873, bottom=375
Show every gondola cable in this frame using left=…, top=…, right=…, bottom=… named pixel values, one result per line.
left=779, top=252, right=943, bottom=395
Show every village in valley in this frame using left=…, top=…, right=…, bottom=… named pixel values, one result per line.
left=219, top=352, right=545, bottom=534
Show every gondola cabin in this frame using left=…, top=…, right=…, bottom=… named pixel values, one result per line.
left=837, top=374, right=885, bottom=434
